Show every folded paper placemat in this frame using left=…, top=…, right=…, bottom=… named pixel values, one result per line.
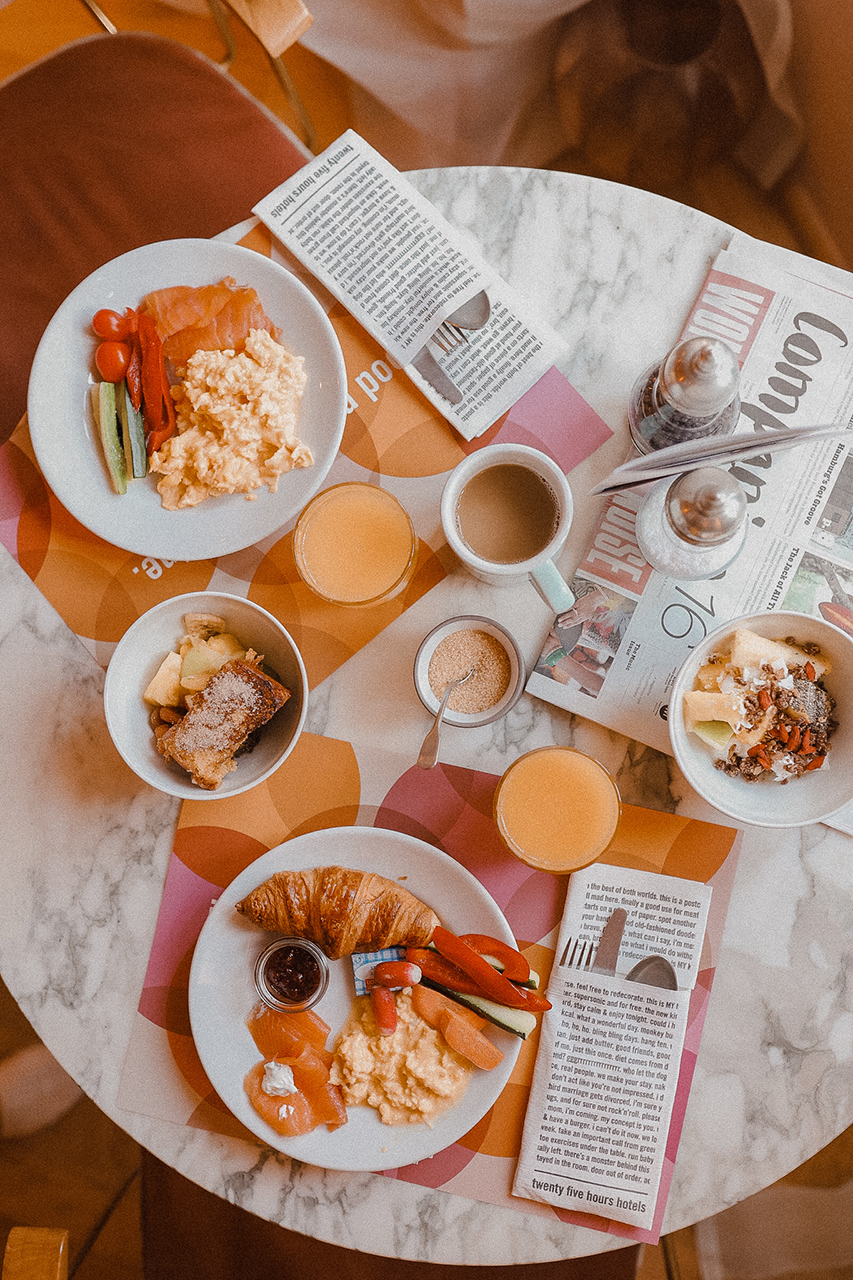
left=117, top=732, right=740, bottom=1245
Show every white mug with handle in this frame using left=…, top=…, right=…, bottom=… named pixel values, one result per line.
left=440, top=443, right=576, bottom=613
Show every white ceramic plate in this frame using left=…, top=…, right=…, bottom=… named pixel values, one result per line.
left=27, top=239, right=347, bottom=560
left=188, top=826, right=522, bottom=1171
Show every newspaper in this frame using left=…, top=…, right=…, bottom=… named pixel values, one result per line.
left=526, top=232, right=853, bottom=758
left=252, top=130, right=569, bottom=440
left=513, top=865, right=711, bottom=1233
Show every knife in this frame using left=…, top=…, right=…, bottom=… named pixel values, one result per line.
left=591, top=907, right=627, bottom=976
left=410, top=347, right=463, bottom=405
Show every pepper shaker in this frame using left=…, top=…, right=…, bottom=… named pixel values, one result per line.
left=628, top=337, right=741, bottom=455
left=635, top=466, right=747, bottom=580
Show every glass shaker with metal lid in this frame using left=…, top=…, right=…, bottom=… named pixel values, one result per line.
left=635, top=465, right=748, bottom=580
left=628, top=336, right=741, bottom=455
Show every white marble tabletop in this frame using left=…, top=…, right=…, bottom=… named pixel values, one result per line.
left=3, top=168, right=853, bottom=1265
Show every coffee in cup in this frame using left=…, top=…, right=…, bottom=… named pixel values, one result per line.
left=440, top=444, right=575, bottom=612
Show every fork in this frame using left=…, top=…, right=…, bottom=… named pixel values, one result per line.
left=559, top=936, right=595, bottom=969
left=431, top=320, right=469, bottom=354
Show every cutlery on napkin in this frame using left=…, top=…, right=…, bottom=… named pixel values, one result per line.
left=590, top=422, right=850, bottom=497
left=408, top=291, right=491, bottom=404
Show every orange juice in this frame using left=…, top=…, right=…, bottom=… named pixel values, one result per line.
left=293, top=483, right=417, bottom=606
left=494, top=747, right=620, bottom=872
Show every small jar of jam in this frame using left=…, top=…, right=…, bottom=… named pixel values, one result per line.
left=254, top=937, right=329, bottom=1012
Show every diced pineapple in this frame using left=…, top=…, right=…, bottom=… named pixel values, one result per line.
left=695, top=661, right=729, bottom=691
left=206, top=632, right=246, bottom=659
left=143, top=651, right=183, bottom=706
left=180, top=639, right=228, bottom=687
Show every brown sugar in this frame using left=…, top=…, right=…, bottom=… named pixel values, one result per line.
left=428, top=629, right=512, bottom=714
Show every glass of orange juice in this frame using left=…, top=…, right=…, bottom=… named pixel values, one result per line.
left=293, top=483, right=418, bottom=607
left=494, top=746, right=621, bottom=873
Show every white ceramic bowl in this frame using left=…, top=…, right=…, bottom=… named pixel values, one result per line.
left=669, top=610, right=853, bottom=827
left=104, top=592, right=307, bottom=800
left=413, top=615, right=525, bottom=728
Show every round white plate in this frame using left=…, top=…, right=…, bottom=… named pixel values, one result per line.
left=188, top=826, right=522, bottom=1171
left=27, top=239, right=347, bottom=560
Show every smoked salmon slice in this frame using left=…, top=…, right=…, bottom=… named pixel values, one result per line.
left=247, top=1003, right=331, bottom=1060
left=244, top=1060, right=317, bottom=1137
left=139, top=277, right=283, bottom=368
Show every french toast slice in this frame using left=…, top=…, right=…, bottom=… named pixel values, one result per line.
left=157, top=659, right=290, bottom=789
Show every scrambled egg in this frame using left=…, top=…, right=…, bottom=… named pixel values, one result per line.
left=150, top=328, right=312, bottom=510
left=330, top=990, right=473, bottom=1126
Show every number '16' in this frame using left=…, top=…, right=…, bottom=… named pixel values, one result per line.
left=660, top=586, right=716, bottom=646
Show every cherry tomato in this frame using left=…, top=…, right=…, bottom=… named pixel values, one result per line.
left=92, top=309, right=133, bottom=342
left=95, top=340, right=131, bottom=383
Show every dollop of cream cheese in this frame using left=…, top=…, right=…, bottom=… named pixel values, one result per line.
left=262, top=1060, right=297, bottom=1097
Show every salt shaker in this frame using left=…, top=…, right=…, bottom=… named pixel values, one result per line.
left=635, top=466, right=747, bottom=580
left=628, top=337, right=741, bottom=455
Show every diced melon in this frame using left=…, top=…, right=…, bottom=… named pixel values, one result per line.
left=729, top=628, right=830, bottom=676
left=143, top=650, right=183, bottom=706
left=682, top=689, right=745, bottom=732
left=691, top=721, right=734, bottom=751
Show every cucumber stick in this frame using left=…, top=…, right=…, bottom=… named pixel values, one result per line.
left=91, top=382, right=127, bottom=494
left=116, top=381, right=147, bottom=479
left=420, top=977, right=538, bottom=1039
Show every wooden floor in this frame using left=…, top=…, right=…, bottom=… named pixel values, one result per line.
left=0, top=2, right=830, bottom=1275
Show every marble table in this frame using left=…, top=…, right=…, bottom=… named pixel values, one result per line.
left=4, top=167, right=853, bottom=1265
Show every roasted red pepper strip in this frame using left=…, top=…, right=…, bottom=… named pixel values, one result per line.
left=125, top=330, right=143, bottom=412
left=430, top=927, right=551, bottom=1011
left=458, top=933, right=530, bottom=984
left=405, top=949, right=489, bottom=998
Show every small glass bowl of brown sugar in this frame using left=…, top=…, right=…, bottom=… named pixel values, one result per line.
left=414, top=616, right=525, bottom=728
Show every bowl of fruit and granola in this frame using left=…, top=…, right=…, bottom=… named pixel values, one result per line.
left=669, top=610, right=853, bottom=827
left=104, top=591, right=307, bottom=799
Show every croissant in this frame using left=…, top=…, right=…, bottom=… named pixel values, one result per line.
left=235, top=864, right=440, bottom=959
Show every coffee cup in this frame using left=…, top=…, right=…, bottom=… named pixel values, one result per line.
left=440, top=444, right=575, bottom=612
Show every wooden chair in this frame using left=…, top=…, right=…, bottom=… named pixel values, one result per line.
left=0, top=23, right=311, bottom=448
left=1, top=1229, right=68, bottom=1280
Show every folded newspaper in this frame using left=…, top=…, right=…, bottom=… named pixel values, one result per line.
left=513, top=865, right=711, bottom=1236
left=253, top=130, right=569, bottom=440
left=526, top=232, right=853, bottom=777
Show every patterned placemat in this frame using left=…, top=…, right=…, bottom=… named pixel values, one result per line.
left=117, top=731, right=741, bottom=1245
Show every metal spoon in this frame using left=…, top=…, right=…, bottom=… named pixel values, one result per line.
left=417, top=669, right=474, bottom=770
left=625, top=955, right=678, bottom=989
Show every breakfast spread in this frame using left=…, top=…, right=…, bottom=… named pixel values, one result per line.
left=234, top=865, right=441, bottom=959
left=89, top=278, right=312, bottom=507
left=144, top=612, right=290, bottom=789
left=682, top=627, right=837, bottom=780
left=237, top=865, right=550, bottom=1138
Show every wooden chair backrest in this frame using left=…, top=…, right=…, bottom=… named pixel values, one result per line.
left=2, top=1229, right=68, bottom=1280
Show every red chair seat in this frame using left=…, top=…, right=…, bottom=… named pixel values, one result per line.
left=0, top=31, right=309, bottom=446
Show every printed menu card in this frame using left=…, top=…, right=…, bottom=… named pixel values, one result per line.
left=253, top=130, right=569, bottom=440
left=514, top=865, right=711, bottom=1232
